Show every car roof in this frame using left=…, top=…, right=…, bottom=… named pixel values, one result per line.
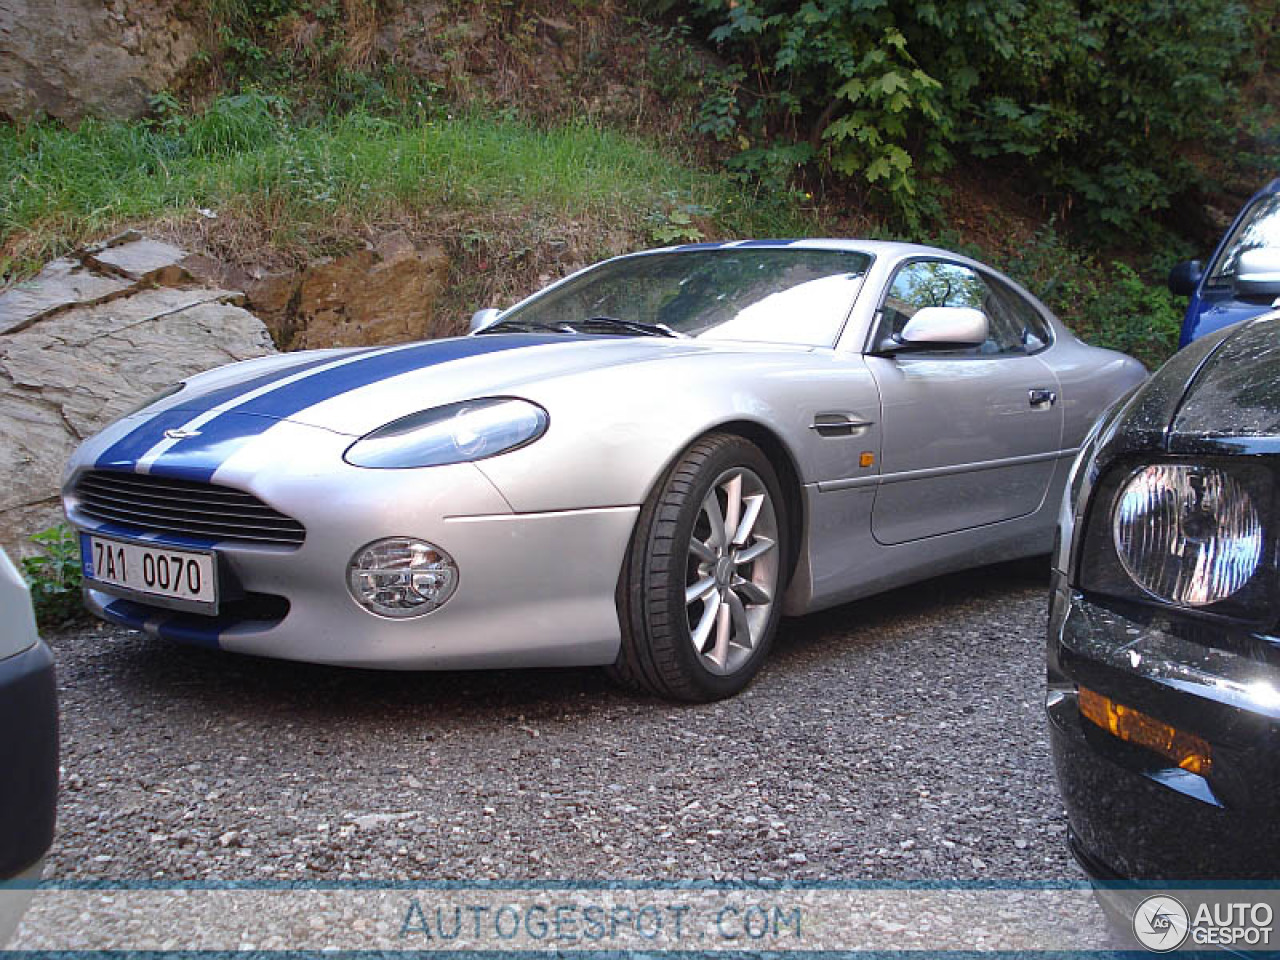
left=652, top=238, right=965, bottom=260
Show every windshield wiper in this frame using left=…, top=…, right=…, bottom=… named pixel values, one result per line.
left=576, top=316, right=686, bottom=338
left=479, top=316, right=685, bottom=338
left=478, top=319, right=578, bottom=335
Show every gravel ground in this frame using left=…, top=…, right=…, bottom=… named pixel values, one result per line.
left=42, top=557, right=1078, bottom=883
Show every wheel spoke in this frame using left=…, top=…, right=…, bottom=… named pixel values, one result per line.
left=688, top=538, right=717, bottom=564
left=726, top=590, right=752, bottom=650
left=733, top=493, right=765, bottom=546
left=710, top=598, right=732, bottom=666
left=702, top=489, right=727, bottom=551
left=733, top=579, right=771, bottom=606
left=722, top=474, right=743, bottom=548
left=691, top=595, right=719, bottom=652
left=685, top=576, right=718, bottom=606
left=734, top=536, right=775, bottom=565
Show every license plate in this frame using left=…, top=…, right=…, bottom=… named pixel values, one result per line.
left=83, top=535, right=217, bottom=609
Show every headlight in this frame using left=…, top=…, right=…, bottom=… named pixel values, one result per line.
left=1113, top=464, right=1263, bottom=606
left=344, top=398, right=548, bottom=469
left=1077, top=458, right=1274, bottom=620
left=348, top=538, right=459, bottom=618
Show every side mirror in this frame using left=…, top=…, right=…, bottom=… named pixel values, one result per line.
left=1233, top=248, right=1280, bottom=299
left=468, top=308, right=502, bottom=334
left=895, top=306, right=988, bottom=349
left=1167, top=260, right=1203, bottom=297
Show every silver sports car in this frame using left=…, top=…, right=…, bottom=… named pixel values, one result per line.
left=62, top=240, right=1146, bottom=700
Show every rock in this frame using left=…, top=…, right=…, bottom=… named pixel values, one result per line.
left=0, top=260, right=133, bottom=336
left=85, top=236, right=191, bottom=283
left=0, top=242, right=274, bottom=559
left=0, top=0, right=200, bottom=122
left=246, top=232, right=450, bottom=350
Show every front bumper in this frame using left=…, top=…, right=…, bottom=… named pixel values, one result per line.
left=67, top=421, right=639, bottom=670
left=0, top=640, right=57, bottom=880
left=1047, top=572, right=1280, bottom=880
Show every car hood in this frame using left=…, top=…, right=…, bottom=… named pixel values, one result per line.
left=1168, top=310, right=1280, bottom=453
left=159, top=334, right=746, bottom=436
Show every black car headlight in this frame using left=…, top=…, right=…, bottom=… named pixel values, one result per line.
left=1077, top=458, right=1275, bottom=621
left=344, top=397, right=549, bottom=469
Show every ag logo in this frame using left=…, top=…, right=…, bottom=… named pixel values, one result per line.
left=1133, top=895, right=1190, bottom=952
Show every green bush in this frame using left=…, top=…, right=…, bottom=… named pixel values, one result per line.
left=21, top=524, right=84, bottom=629
left=674, top=0, right=1254, bottom=233
left=1001, top=225, right=1182, bottom=370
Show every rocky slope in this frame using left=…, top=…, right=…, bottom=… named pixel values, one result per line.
left=0, top=234, right=274, bottom=557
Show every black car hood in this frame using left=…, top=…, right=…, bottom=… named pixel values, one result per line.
left=1168, top=310, right=1280, bottom=455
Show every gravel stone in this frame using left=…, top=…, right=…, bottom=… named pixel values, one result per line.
left=42, top=558, right=1080, bottom=882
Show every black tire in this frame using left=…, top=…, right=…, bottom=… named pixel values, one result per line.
left=608, top=432, right=789, bottom=702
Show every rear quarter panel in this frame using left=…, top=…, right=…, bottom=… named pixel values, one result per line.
left=1047, top=335, right=1148, bottom=449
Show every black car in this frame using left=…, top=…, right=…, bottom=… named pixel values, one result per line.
left=1048, top=309, right=1280, bottom=881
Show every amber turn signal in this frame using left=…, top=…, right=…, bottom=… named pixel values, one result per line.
left=1078, top=687, right=1212, bottom=776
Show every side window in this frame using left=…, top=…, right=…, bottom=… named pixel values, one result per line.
left=983, top=274, right=1053, bottom=353
left=877, top=260, right=1033, bottom=356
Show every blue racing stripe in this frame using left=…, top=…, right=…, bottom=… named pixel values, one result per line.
left=93, top=351, right=361, bottom=474
left=95, top=408, right=201, bottom=471
left=97, top=599, right=220, bottom=650
left=99, top=334, right=571, bottom=483
left=98, top=597, right=222, bottom=650
left=155, top=617, right=224, bottom=649
left=95, top=596, right=290, bottom=651
left=735, top=238, right=800, bottom=247
left=172, top=351, right=363, bottom=417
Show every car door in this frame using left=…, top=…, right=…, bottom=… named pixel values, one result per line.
left=863, top=259, right=1064, bottom=545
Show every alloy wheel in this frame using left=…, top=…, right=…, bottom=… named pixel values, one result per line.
left=683, top=467, right=780, bottom=675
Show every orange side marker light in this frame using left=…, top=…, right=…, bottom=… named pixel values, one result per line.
left=1078, top=687, right=1212, bottom=776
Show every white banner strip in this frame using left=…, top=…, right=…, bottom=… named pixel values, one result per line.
left=4, top=886, right=1277, bottom=952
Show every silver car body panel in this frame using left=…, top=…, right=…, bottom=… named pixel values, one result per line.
left=62, top=239, right=1147, bottom=668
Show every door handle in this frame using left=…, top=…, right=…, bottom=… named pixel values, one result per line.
left=1029, top=388, right=1057, bottom=408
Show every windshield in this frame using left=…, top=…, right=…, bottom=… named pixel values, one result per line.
left=500, top=248, right=873, bottom=347
left=1207, top=191, right=1280, bottom=286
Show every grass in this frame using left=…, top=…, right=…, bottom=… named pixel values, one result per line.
left=0, top=93, right=814, bottom=282
left=0, top=92, right=1183, bottom=366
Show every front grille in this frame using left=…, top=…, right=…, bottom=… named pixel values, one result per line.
left=74, top=471, right=306, bottom=547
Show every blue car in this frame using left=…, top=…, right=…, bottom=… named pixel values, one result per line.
left=1170, top=177, right=1280, bottom=345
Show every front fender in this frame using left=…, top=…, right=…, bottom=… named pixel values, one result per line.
left=473, top=350, right=880, bottom=515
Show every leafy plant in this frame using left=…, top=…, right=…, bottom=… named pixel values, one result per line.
left=694, top=64, right=745, bottom=142
left=675, top=0, right=1256, bottom=234
left=21, top=524, right=84, bottom=629
left=645, top=192, right=713, bottom=245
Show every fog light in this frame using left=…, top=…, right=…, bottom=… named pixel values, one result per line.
left=347, top=538, right=458, bottom=618
left=1078, top=687, right=1212, bottom=776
